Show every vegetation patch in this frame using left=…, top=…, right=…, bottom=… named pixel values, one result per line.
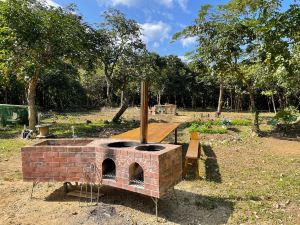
left=0, top=138, right=31, bottom=160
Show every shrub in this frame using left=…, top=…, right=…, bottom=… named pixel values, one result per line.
left=221, top=118, right=232, bottom=127
left=273, top=106, right=299, bottom=132
left=274, top=107, right=299, bottom=125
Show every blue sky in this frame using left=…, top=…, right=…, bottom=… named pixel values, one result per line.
left=46, top=0, right=296, bottom=59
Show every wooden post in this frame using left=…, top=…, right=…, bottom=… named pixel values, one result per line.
left=140, top=81, right=148, bottom=144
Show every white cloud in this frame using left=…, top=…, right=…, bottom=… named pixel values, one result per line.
left=156, top=0, right=189, bottom=11
left=180, top=36, right=197, bottom=47
left=159, top=0, right=174, bottom=8
left=96, top=0, right=137, bottom=7
left=177, top=0, right=188, bottom=11
left=44, top=0, right=61, bottom=8
left=153, top=42, right=160, bottom=48
left=140, top=21, right=171, bottom=44
left=178, top=55, right=190, bottom=63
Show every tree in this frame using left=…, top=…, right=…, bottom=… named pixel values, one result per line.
left=94, top=9, right=145, bottom=105
left=0, top=0, right=91, bottom=129
left=172, top=0, right=299, bottom=132
left=173, top=4, right=245, bottom=116
left=111, top=50, right=158, bottom=123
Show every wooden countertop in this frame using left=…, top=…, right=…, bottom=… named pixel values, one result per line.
left=111, top=122, right=180, bottom=143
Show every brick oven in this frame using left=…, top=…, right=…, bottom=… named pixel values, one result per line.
left=21, top=138, right=182, bottom=198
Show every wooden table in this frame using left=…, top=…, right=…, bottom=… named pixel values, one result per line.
left=112, top=123, right=180, bottom=144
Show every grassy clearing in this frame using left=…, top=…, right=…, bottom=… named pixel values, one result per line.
left=194, top=137, right=300, bottom=224
left=0, top=109, right=299, bottom=224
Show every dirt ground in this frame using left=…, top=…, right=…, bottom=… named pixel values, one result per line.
left=0, top=109, right=299, bottom=225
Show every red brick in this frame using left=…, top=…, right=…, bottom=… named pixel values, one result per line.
left=82, top=147, right=95, bottom=152
left=67, top=147, right=82, bottom=152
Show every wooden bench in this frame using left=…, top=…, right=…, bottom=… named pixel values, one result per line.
left=183, top=132, right=201, bottom=178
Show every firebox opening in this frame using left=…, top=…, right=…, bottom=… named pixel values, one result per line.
left=102, top=158, right=116, bottom=180
left=129, top=163, right=144, bottom=187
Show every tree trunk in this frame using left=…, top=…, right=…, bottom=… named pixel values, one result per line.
left=278, top=93, right=285, bottom=109
left=252, top=109, right=260, bottom=134
left=249, top=91, right=255, bottom=112
left=191, top=96, right=195, bottom=109
left=216, top=77, right=224, bottom=117
left=120, top=91, right=124, bottom=107
left=112, top=96, right=129, bottom=123
left=105, top=73, right=112, bottom=106
left=27, top=73, right=39, bottom=130
left=181, top=96, right=186, bottom=108
left=230, top=89, right=233, bottom=111
left=158, top=92, right=161, bottom=105
left=271, top=94, right=276, bottom=113
left=248, top=89, right=260, bottom=133
left=267, top=98, right=271, bottom=113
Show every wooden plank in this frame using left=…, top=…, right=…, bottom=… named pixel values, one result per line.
left=186, top=139, right=199, bottom=159
left=112, top=123, right=180, bottom=143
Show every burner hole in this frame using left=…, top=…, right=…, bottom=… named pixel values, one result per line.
left=106, top=141, right=139, bottom=148
left=102, top=158, right=116, bottom=180
left=135, top=145, right=165, bottom=151
left=129, top=163, right=144, bottom=187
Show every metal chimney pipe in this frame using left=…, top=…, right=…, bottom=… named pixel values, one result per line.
left=140, top=81, right=148, bottom=144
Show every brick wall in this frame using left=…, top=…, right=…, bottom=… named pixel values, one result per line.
left=22, top=139, right=182, bottom=198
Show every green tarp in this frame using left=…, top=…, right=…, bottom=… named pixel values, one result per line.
left=0, top=104, right=29, bottom=126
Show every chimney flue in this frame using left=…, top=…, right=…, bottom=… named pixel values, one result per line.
left=140, top=81, right=148, bottom=144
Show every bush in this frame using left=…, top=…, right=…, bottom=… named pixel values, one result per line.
left=274, top=107, right=299, bottom=125
left=221, top=118, right=232, bottom=127
left=272, top=106, right=299, bottom=132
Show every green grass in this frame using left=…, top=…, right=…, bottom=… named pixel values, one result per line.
left=231, top=119, right=252, bottom=126
left=196, top=127, right=228, bottom=134
left=0, top=138, right=31, bottom=160
left=191, top=118, right=252, bottom=127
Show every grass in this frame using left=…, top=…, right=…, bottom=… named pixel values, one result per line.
left=196, top=127, right=228, bottom=134
left=191, top=118, right=252, bottom=126
left=0, top=138, right=31, bottom=160
left=231, top=119, right=252, bottom=126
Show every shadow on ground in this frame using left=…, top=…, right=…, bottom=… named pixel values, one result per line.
left=227, top=127, right=241, bottom=133
left=45, top=185, right=234, bottom=225
left=260, top=122, right=300, bottom=142
left=202, top=145, right=222, bottom=183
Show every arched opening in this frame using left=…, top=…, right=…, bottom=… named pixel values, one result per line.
left=102, top=158, right=116, bottom=179
left=129, top=163, right=144, bottom=187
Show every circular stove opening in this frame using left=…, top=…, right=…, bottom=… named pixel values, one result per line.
left=106, top=141, right=139, bottom=148
left=135, top=145, right=165, bottom=152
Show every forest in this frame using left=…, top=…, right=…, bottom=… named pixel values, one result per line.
left=0, top=0, right=299, bottom=129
